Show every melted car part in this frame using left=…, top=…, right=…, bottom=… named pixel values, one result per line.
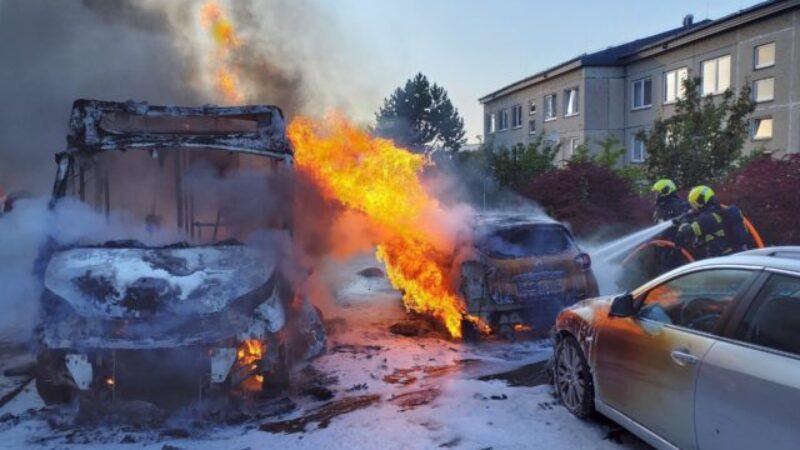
left=210, top=348, right=237, bottom=383
left=65, top=354, right=93, bottom=390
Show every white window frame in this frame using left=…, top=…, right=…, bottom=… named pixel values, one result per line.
left=564, top=87, right=579, bottom=117
left=566, top=137, right=579, bottom=160
left=487, top=113, right=496, bottom=134
left=511, top=104, right=523, bottom=129
left=664, top=67, right=689, bottom=104
left=754, top=42, right=776, bottom=70
left=753, top=77, right=775, bottom=103
left=752, top=117, right=773, bottom=141
left=631, top=136, right=646, bottom=163
left=529, top=100, right=536, bottom=116
left=632, top=77, right=653, bottom=110
left=498, top=109, right=509, bottom=131
left=701, top=55, right=732, bottom=96
left=528, top=118, right=537, bottom=135
left=544, top=94, right=557, bottom=121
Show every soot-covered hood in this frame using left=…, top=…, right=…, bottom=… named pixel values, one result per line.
left=44, top=245, right=273, bottom=319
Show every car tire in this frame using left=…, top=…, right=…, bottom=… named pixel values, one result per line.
left=554, top=335, right=594, bottom=418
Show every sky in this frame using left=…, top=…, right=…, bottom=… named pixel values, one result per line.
left=0, top=0, right=758, bottom=193
left=316, top=0, right=755, bottom=143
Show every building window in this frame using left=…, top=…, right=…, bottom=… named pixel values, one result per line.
left=632, top=78, right=652, bottom=109
left=753, top=77, right=774, bottom=103
left=544, top=94, right=557, bottom=121
left=564, top=88, right=579, bottom=116
left=664, top=67, right=688, bottom=103
left=701, top=55, right=731, bottom=95
left=754, top=42, right=776, bottom=69
left=752, top=117, right=773, bottom=140
left=486, top=113, right=496, bottom=134
left=565, top=137, right=580, bottom=160
left=511, top=104, right=523, bottom=128
left=632, top=136, right=646, bottom=162
left=529, top=100, right=536, bottom=115
left=498, top=109, right=510, bottom=131
left=528, top=119, right=536, bottom=135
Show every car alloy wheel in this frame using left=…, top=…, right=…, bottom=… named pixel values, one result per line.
left=554, top=336, right=593, bottom=417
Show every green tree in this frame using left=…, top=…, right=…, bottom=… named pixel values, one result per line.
left=375, top=73, right=466, bottom=153
left=638, top=76, right=756, bottom=188
left=569, top=135, right=626, bottom=168
left=488, top=136, right=559, bottom=190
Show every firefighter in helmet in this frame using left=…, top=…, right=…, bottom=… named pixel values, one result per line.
left=651, top=179, right=690, bottom=222
left=675, top=185, right=752, bottom=259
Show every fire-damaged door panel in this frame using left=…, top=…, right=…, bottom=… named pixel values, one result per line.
left=35, top=99, right=326, bottom=408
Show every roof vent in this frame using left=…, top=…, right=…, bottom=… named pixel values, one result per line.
left=683, top=14, right=694, bottom=28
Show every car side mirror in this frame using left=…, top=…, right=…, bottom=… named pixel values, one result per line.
left=609, top=293, right=636, bottom=318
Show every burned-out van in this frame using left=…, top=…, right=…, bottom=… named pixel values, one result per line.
left=36, top=99, right=325, bottom=408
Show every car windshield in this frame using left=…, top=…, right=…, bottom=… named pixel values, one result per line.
left=479, top=225, right=573, bottom=258
left=61, top=148, right=289, bottom=246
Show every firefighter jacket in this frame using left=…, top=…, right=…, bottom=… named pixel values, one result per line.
left=676, top=204, right=750, bottom=259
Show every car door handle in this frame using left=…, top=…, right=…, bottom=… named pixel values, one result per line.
left=670, top=348, right=699, bottom=366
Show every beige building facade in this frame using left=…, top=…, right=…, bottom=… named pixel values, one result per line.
left=480, top=0, right=800, bottom=165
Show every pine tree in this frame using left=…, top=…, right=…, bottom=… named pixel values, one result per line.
left=375, top=73, right=466, bottom=153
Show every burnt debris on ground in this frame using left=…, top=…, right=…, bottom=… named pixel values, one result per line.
left=478, top=360, right=551, bottom=387
left=260, top=394, right=381, bottom=434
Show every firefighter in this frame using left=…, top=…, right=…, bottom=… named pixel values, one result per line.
left=675, top=185, right=751, bottom=259
left=651, top=179, right=690, bottom=222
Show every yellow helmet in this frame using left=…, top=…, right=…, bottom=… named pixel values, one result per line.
left=688, top=185, right=715, bottom=209
left=651, top=179, right=677, bottom=197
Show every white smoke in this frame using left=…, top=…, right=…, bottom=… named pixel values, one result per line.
left=584, top=221, right=673, bottom=294
left=0, top=0, right=383, bottom=194
left=0, top=196, right=192, bottom=343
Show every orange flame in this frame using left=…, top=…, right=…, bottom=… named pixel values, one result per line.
left=237, top=339, right=264, bottom=367
left=199, top=0, right=244, bottom=104
left=195, top=2, right=487, bottom=339
left=289, top=114, right=486, bottom=338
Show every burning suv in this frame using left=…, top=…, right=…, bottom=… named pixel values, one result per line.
left=456, top=214, right=598, bottom=338
left=35, top=100, right=325, bottom=408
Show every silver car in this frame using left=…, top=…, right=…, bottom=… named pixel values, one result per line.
left=552, top=247, right=800, bottom=450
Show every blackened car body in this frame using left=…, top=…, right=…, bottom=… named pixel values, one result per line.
left=455, top=213, right=598, bottom=338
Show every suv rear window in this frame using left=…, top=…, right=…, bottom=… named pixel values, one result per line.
left=479, top=225, right=573, bottom=258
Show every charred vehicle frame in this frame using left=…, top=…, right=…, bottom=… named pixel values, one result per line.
left=36, top=99, right=326, bottom=408
left=456, top=214, right=599, bottom=338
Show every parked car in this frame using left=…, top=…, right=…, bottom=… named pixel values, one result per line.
left=455, top=213, right=598, bottom=338
left=552, top=246, right=800, bottom=450
left=35, top=99, right=326, bottom=409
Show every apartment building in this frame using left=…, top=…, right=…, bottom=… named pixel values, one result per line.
left=480, top=0, right=800, bottom=165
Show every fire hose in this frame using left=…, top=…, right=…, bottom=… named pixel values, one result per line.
left=622, top=214, right=765, bottom=267
left=621, top=239, right=695, bottom=266
left=742, top=216, right=765, bottom=248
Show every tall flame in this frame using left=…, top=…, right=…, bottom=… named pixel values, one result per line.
left=196, top=2, right=484, bottom=338
left=288, top=115, right=485, bottom=338
left=199, top=0, right=244, bottom=104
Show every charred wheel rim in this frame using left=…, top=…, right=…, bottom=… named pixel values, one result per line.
left=555, top=341, right=585, bottom=412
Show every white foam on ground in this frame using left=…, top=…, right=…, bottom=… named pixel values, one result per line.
left=0, top=255, right=647, bottom=450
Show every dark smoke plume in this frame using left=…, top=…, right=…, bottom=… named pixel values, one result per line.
left=0, top=0, right=376, bottom=194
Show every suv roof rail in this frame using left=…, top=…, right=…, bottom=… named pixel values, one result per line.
left=66, top=99, right=292, bottom=159
left=739, top=246, right=800, bottom=260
